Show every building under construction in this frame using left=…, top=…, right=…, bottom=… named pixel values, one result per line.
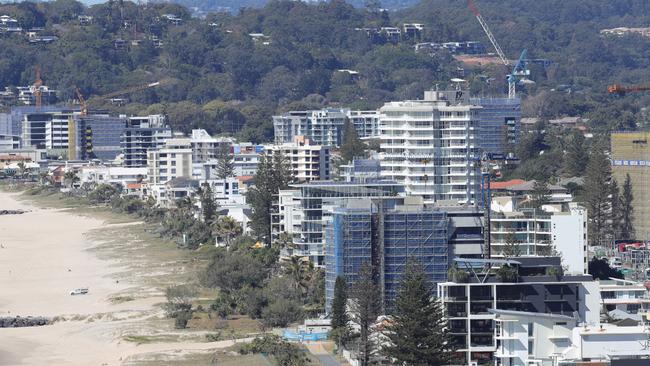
left=611, top=132, right=650, bottom=240
left=324, top=196, right=449, bottom=312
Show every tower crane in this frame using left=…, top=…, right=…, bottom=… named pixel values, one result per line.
left=33, top=66, right=43, bottom=108
left=467, top=0, right=509, bottom=67
left=608, top=84, right=650, bottom=95
left=467, top=0, right=530, bottom=99
left=98, top=80, right=168, bottom=101
left=75, top=87, right=87, bottom=116
left=508, top=49, right=531, bottom=98
left=73, top=79, right=170, bottom=114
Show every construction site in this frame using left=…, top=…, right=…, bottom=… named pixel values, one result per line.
left=611, top=131, right=650, bottom=241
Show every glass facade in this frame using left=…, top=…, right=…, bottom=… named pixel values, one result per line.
left=383, top=210, right=448, bottom=308
left=74, top=116, right=126, bottom=160
left=470, top=97, right=521, bottom=156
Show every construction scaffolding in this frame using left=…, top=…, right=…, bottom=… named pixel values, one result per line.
left=611, top=132, right=650, bottom=241
left=324, top=198, right=448, bottom=312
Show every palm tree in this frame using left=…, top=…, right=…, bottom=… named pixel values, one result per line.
left=283, top=256, right=313, bottom=293
left=274, top=232, right=296, bottom=254
left=63, top=170, right=79, bottom=188
left=38, top=171, right=51, bottom=185
left=212, top=216, right=242, bottom=248
left=17, top=161, right=26, bottom=178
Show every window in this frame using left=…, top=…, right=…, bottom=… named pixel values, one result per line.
left=528, top=340, right=534, bottom=355
left=528, top=323, right=534, bottom=337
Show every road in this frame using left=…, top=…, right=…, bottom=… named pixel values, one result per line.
left=305, top=342, right=343, bottom=366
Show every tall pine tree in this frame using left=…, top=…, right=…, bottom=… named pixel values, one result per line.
left=564, top=131, right=588, bottom=176
left=246, top=152, right=293, bottom=243
left=330, top=276, right=349, bottom=348
left=216, top=144, right=234, bottom=179
left=529, top=180, right=551, bottom=209
left=350, top=264, right=381, bottom=366
left=382, top=262, right=454, bottom=366
left=621, top=173, right=635, bottom=239
left=610, top=179, right=622, bottom=240
left=340, top=119, right=367, bottom=163
left=247, top=155, right=275, bottom=243
left=199, top=184, right=217, bottom=225
left=583, top=144, right=612, bottom=247
left=502, top=231, right=522, bottom=257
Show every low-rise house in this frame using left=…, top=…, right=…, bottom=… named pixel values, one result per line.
left=78, top=15, right=93, bottom=25
left=78, top=166, right=146, bottom=188
left=0, top=15, right=22, bottom=32
left=161, top=14, right=182, bottom=25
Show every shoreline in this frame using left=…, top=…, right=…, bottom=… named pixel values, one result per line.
left=0, top=190, right=226, bottom=365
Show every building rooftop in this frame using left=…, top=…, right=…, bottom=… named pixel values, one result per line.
left=489, top=179, right=526, bottom=190
left=290, top=179, right=402, bottom=188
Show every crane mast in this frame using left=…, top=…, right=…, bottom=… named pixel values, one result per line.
left=34, top=66, right=43, bottom=108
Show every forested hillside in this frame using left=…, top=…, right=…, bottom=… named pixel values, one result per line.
left=1, top=0, right=649, bottom=141
left=136, top=0, right=419, bottom=13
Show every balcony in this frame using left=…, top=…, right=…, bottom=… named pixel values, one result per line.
left=470, top=327, right=493, bottom=334
left=469, top=303, right=491, bottom=315
left=471, top=295, right=494, bottom=301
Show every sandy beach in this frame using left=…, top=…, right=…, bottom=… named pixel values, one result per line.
left=0, top=191, right=227, bottom=365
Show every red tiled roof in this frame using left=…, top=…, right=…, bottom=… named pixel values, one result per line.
left=489, top=179, right=526, bottom=190
left=0, top=155, right=31, bottom=161
left=126, top=183, right=143, bottom=189
left=237, top=175, right=254, bottom=183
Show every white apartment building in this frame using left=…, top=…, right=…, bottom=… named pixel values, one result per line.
left=21, top=110, right=78, bottom=152
left=200, top=142, right=264, bottom=179
left=78, top=166, right=147, bottom=187
left=16, top=85, right=56, bottom=106
left=490, top=207, right=588, bottom=275
left=190, top=129, right=233, bottom=164
left=147, top=138, right=193, bottom=184
left=493, top=309, right=650, bottom=366
left=348, top=110, right=380, bottom=140
left=493, top=309, right=577, bottom=366
left=273, top=108, right=380, bottom=147
left=232, top=143, right=263, bottom=176
left=600, top=278, right=650, bottom=315
left=267, top=136, right=330, bottom=182
left=127, top=114, right=166, bottom=128
left=46, top=113, right=71, bottom=151
left=0, top=134, right=20, bottom=150
left=379, top=89, right=481, bottom=204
